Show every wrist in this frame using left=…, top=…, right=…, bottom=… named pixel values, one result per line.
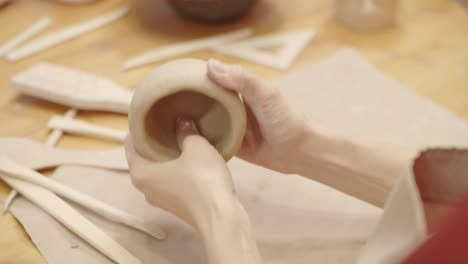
left=291, top=123, right=413, bottom=207
left=288, top=123, right=331, bottom=175
left=193, top=195, right=247, bottom=235
left=194, top=197, right=262, bottom=264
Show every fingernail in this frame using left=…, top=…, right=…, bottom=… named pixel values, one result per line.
left=176, top=116, right=197, bottom=133
left=208, top=59, right=227, bottom=75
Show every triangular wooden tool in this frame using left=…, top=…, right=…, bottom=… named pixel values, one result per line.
left=212, top=29, right=315, bottom=70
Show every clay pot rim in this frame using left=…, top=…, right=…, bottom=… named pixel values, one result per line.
left=129, top=59, right=247, bottom=162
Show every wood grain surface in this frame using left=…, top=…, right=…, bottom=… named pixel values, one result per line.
left=0, top=0, right=467, bottom=262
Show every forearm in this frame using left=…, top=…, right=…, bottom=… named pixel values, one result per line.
left=292, top=126, right=418, bottom=207
left=193, top=198, right=262, bottom=264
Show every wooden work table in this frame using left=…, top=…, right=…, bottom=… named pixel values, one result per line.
left=0, top=0, right=467, bottom=262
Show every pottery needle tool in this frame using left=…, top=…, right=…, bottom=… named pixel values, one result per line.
left=122, top=27, right=253, bottom=71
left=6, top=5, right=129, bottom=62
left=11, top=62, right=133, bottom=113
left=0, top=17, right=52, bottom=57
left=0, top=156, right=166, bottom=240
left=48, top=116, right=127, bottom=142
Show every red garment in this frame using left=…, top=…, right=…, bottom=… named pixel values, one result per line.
left=401, top=196, right=468, bottom=264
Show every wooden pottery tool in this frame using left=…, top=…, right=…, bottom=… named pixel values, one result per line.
left=2, top=109, right=77, bottom=214
left=0, top=156, right=166, bottom=240
left=212, top=29, right=315, bottom=70
left=0, top=17, right=52, bottom=57
left=0, top=175, right=143, bottom=264
left=6, top=6, right=129, bottom=61
left=48, top=116, right=127, bottom=143
left=0, top=137, right=127, bottom=170
left=123, top=28, right=252, bottom=71
left=11, top=62, right=132, bottom=113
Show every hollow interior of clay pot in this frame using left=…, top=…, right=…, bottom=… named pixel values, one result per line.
left=145, top=90, right=231, bottom=152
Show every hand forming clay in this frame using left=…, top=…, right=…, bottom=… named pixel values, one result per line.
left=129, top=59, right=246, bottom=161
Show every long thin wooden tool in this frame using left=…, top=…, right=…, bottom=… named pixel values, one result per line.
left=123, top=27, right=253, bottom=70
left=11, top=62, right=132, bottom=113
left=48, top=115, right=127, bottom=142
left=0, top=17, right=52, bottom=57
left=0, top=137, right=128, bottom=171
left=0, top=156, right=166, bottom=240
left=6, top=6, right=128, bottom=62
left=0, top=175, right=142, bottom=264
left=2, top=109, right=77, bottom=214
left=212, top=29, right=315, bottom=70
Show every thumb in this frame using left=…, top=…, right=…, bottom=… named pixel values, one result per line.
left=175, top=116, right=200, bottom=152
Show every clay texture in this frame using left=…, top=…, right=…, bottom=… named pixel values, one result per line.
left=129, top=59, right=246, bottom=161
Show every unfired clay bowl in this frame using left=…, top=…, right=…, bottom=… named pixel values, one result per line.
left=129, top=59, right=246, bottom=161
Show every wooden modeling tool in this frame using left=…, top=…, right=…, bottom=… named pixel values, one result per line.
left=122, top=28, right=253, bottom=71
left=212, top=29, right=315, bottom=70
left=0, top=17, right=52, bottom=57
left=48, top=116, right=127, bottom=142
left=0, top=156, right=166, bottom=240
left=0, top=137, right=127, bottom=171
left=0, top=175, right=142, bottom=264
left=6, top=6, right=129, bottom=62
left=2, top=109, right=77, bottom=214
left=11, top=62, right=132, bottom=113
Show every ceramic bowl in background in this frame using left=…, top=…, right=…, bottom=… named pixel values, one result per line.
left=167, top=0, right=259, bottom=22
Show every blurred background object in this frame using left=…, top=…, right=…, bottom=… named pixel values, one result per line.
left=168, top=0, right=258, bottom=22
left=133, top=0, right=259, bottom=23
left=0, top=0, right=10, bottom=7
left=54, top=0, right=97, bottom=3
left=458, top=0, right=468, bottom=8
left=336, top=0, right=399, bottom=32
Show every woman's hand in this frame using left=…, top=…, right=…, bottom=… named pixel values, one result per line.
left=125, top=116, right=237, bottom=229
left=207, top=59, right=314, bottom=174
left=207, top=59, right=414, bottom=208
left=126, top=116, right=263, bottom=264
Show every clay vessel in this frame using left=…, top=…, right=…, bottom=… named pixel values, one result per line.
left=168, top=0, right=258, bottom=22
left=335, top=0, right=399, bottom=32
left=129, top=59, right=246, bottom=161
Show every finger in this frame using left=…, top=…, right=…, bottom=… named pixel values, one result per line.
left=175, top=116, right=200, bottom=152
left=207, top=59, right=277, bottom=109
left=125, top=135, right=161, bottom=191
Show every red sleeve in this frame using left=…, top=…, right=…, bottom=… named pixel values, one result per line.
left=400, top=195, right=468, bottom=264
